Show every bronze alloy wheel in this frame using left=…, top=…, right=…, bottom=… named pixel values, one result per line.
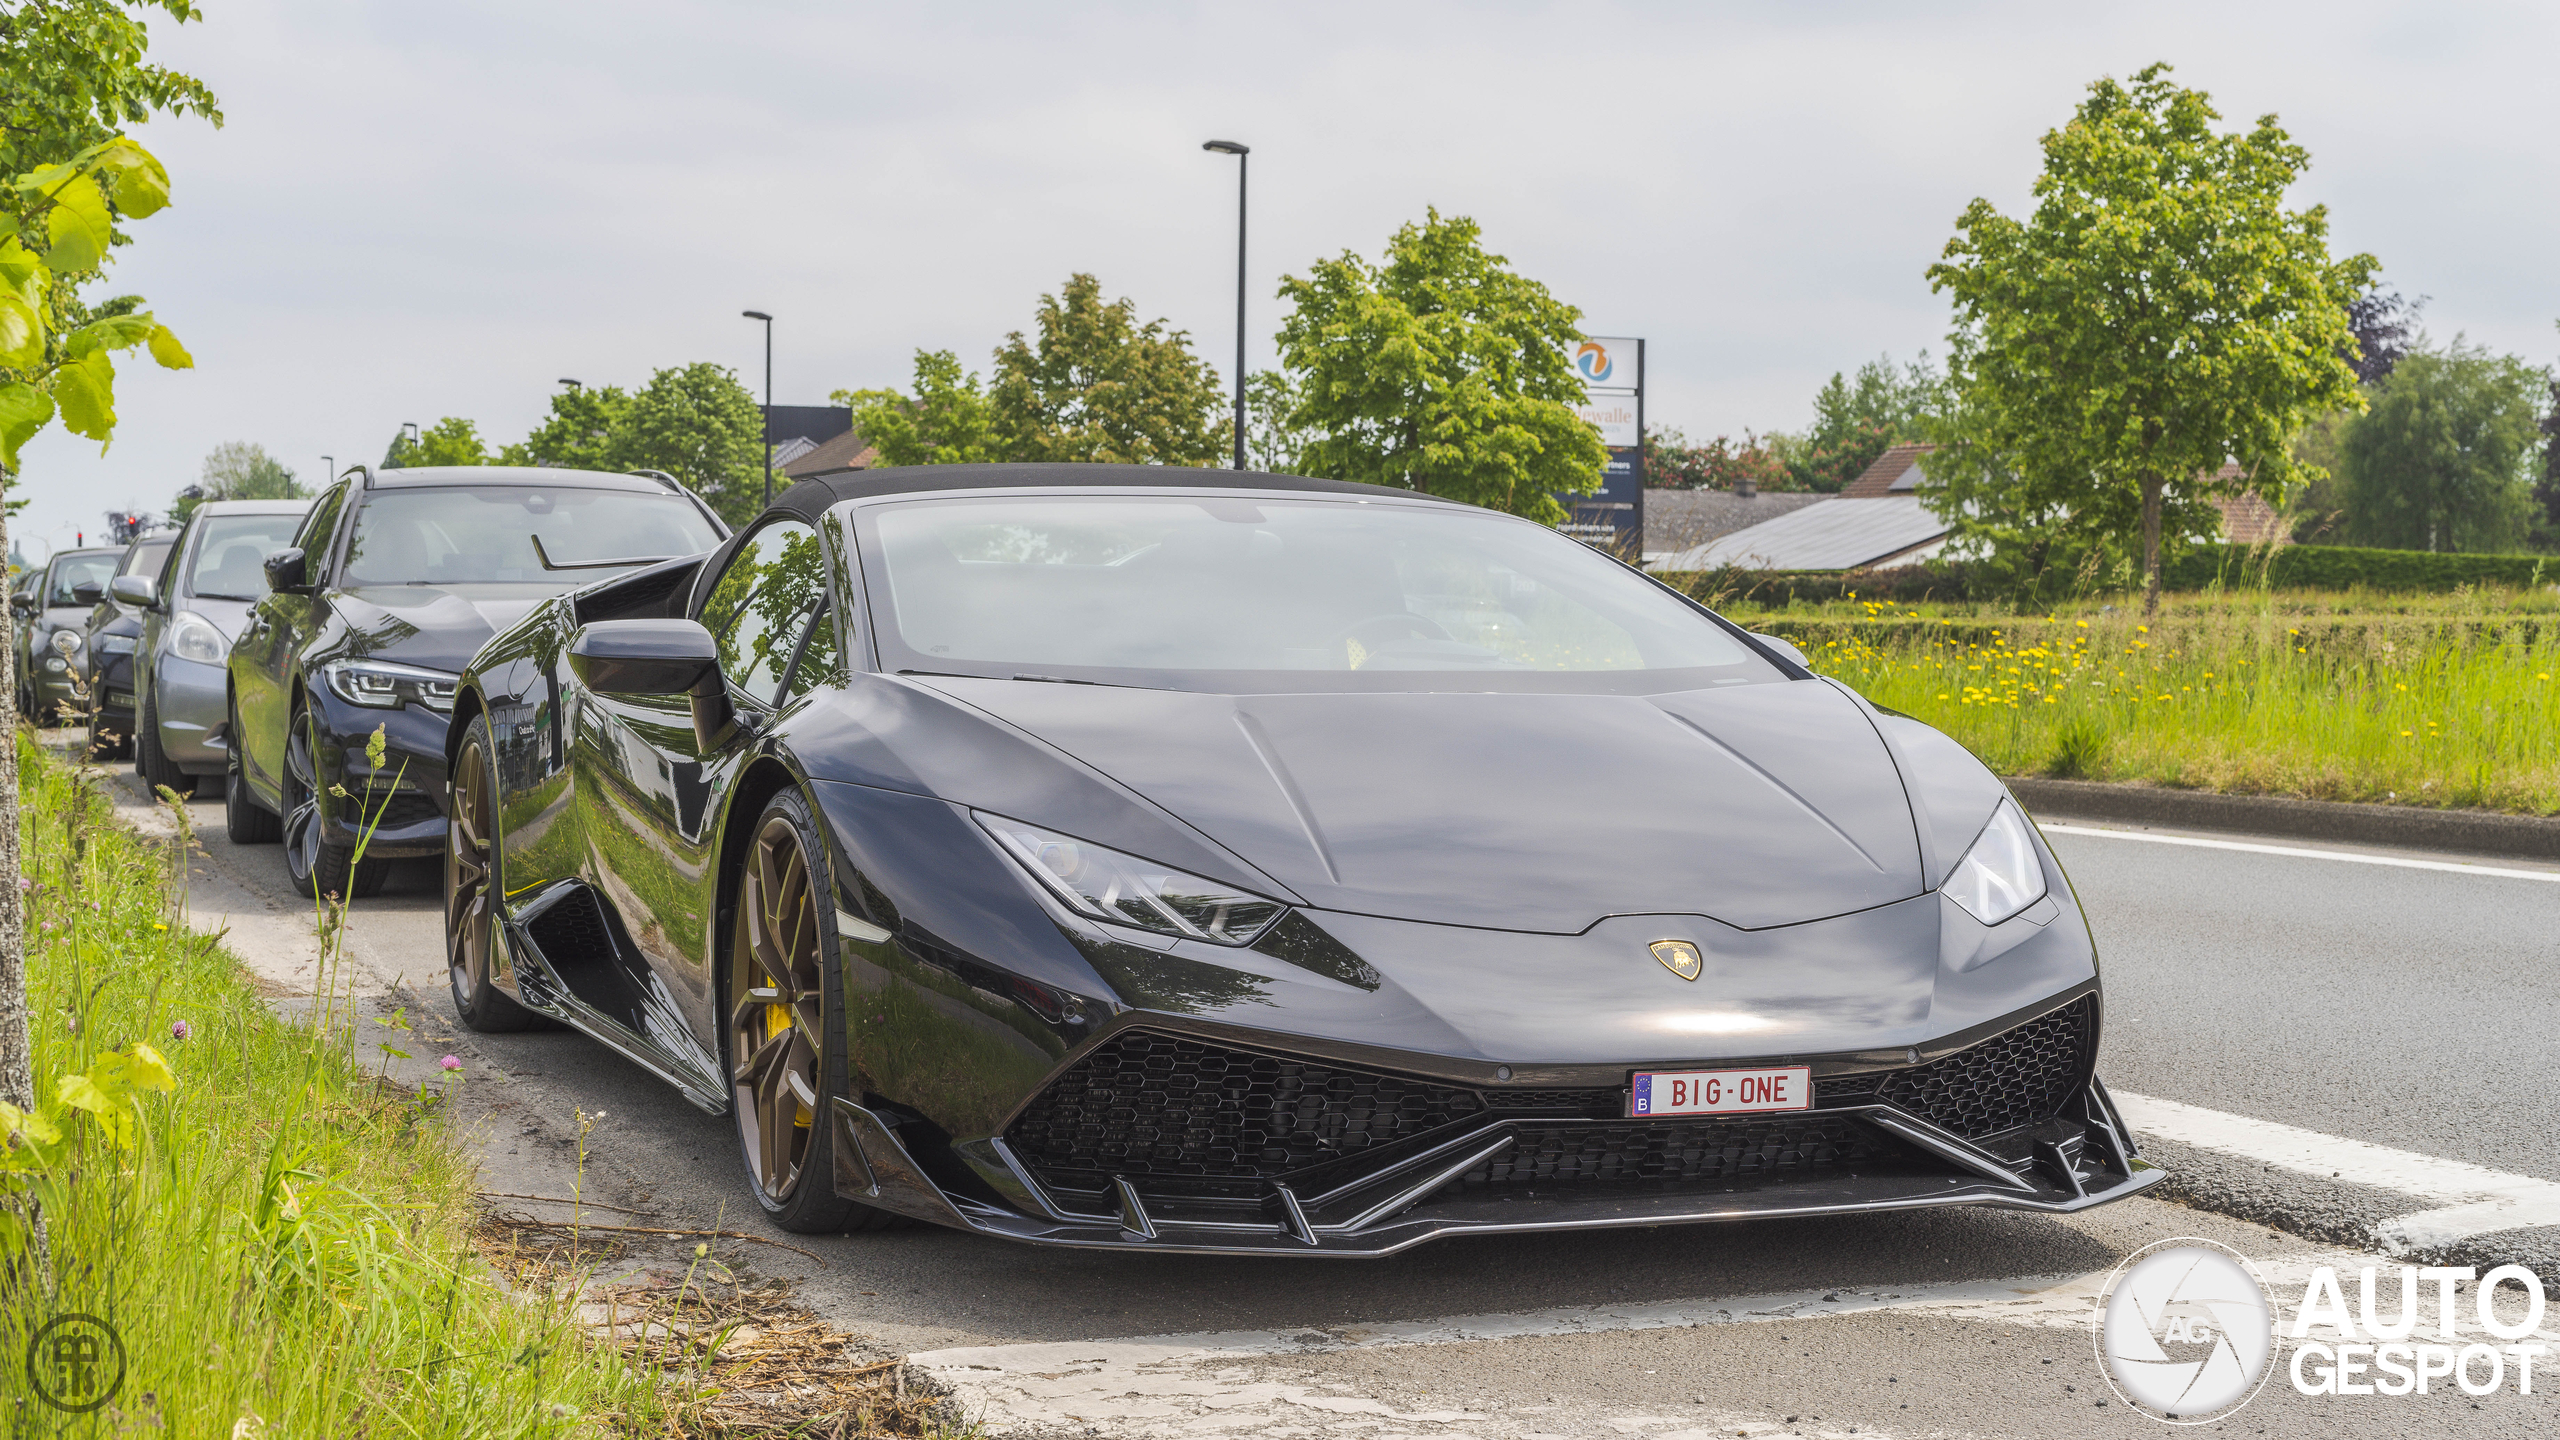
left=446, top=714, right=538, bottom=1031
left=724, top=790, right=886, bottom=1233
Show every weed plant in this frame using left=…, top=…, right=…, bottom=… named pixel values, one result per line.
left=0, top=735, right=672, bottom=1437
left=1726, top=587, right=2560, bottom=812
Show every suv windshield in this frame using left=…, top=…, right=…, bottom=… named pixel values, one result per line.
left=188, top=514, right=307, bottom=600
left=858, top=493, right=1777, bottom=693
left=342, top=486, right=720, bottom=587
left=46, top=554, right=116, bottom=606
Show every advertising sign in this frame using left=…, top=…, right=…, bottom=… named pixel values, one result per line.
left=1558, top=337, right=1643, bottom=554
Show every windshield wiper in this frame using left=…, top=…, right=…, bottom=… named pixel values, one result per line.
left=530, top=535, right=675, bottom=572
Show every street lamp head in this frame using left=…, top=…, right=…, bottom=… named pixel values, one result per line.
left=1202, top=139, right=1249, bottom=156
left=557, top=378, right=582, bottom=389
left=742, top=309, right=772, bottom=322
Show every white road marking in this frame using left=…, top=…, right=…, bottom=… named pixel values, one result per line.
left=912, top=1252, right=2380, bottom=1439
left=2042, top=823, right=2560, bottom=882
left=2115, top=1091, right=2560, bottom=1250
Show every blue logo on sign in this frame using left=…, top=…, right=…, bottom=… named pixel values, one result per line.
left=1574, top=341, right=1613, bottom=384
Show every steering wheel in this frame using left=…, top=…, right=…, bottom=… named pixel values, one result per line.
left=1336, top=612, right=1452, bottom=665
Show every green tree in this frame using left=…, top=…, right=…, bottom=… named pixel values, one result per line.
left=1786, top=354, right=1943, bottom=492
left=413, top=416, right=489, bottom=467
left=500, top=383, right=630, bottom=470
left=989, top=273, right=1229, bottom=466
left=608, top=362, right=766, bottom=525
left=173, top=438, right=302, bottom=519
left=1242, top=369, right=1314, bottom=474
left=1644, top=426, right=1797, bottom=492
left=831, top=349, right=993, bottom=467
left=1274, top=209, right=1604, bottom=523
left=1925, top=63, right=2375, bottom=614
left=2338, top=339, right=2546, bottom=553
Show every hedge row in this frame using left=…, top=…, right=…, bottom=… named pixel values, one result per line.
left=1652, top=543, right=2560, bottom=606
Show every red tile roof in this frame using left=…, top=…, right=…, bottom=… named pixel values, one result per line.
left=1840, top=443, right=1935, bottom=498
left=780, top=428, right=877, bottom=479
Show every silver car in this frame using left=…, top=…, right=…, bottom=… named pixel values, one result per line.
left=123, top=499, right=312, bottom=794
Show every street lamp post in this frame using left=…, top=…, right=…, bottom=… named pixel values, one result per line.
left=743, top=310, right=774, bottom=507
left=321, top=455, right=333, bottom=486
left=1202, top=140, right=1250, bottom=471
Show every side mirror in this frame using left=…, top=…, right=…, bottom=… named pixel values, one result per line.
left=70, top=580, right=104, bottom=606
left=263, top=547, right=310, bottom=594
left=8, top=595, right=29, bottom=616
left=110, top=575, right=157, bottom=608
left=1749, top=631, right=1810, bottom=669
left=567, top=619, right=735, bottom=750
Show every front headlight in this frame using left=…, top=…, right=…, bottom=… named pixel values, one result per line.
left=168, top=610, right=227, bottom=664
left=1942, top=798, right=2048, bottom=926
left=977, top=812, right=1286, bottom=946
left=49, top=629, right=80, bottom=660
left=95, top=633, right=137, bottom=655
left=323, top=659, right=459, bottom=712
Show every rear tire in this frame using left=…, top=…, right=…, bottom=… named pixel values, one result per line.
left=446, top=712, right=545, bottom=1032
left=224, top=694, right=282, bottom=844
left=725, top=787, right=907, bottom=1234
left=136, top=685, right=189, bottom=795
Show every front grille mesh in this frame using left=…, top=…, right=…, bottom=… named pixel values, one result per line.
left=1006, top=1031, right=1483, bottom=1185
left=1859, top=999, right=2091, bottom=1139
left=1463, top=1117, right=1883, bottom=1189
left=1483, top=1088, right=1622, bottom=1114
left=360, top=790, right=443, bottom=828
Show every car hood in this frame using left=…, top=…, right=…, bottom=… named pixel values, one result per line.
left=335, top=586, right=551, bottom=673
left=908, top=677, right=1925, bottom=934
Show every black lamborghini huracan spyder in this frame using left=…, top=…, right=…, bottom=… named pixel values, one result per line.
left=444, top=463, right=2162, bottom=1251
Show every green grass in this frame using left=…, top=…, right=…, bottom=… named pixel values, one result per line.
left=0, top=734, right=674, bottom=1438
left=1724, top=588, right=2560, bottom=813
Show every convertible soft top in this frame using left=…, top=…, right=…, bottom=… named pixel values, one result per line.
left=768, top=462, right=1459, bottom=524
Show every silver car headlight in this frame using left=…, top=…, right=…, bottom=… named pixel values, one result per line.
left=977, top=812, right=1285, bottom=946
left=1942, top=798, right=2048, bottom=926
left=168, top=610, right=227, bottom=664
left=323, top=658, right=458, bottom=712
left=95, top=633, right=137, bottom=655
left=49, top=629, right=80, bottom=659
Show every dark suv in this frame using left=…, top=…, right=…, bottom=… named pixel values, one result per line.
left=226, top=465, right=726, bottom=898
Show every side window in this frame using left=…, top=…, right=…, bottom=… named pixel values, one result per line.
left=697, top=520, right=827, bottom=706
left=294, top=483, right=350, bottom=576
left=776, top=605, right=841, bottom=705
left=155, top=523, right=187, bottom=601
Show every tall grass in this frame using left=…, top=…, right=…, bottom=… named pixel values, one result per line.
left=1733, top=590, right=2560, bottom=813
left=0, top=736, right=670, bottom=1437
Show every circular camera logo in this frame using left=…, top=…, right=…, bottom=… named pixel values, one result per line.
left=2092, top=1239, right=2274, bottom=1424
left=26, top=1312, right=126, bottom=1414
left=1574, top=341, right=1614, bottom=384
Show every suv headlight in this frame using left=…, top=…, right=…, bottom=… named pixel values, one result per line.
left=168, top=611, right=227, bottom=664
left=49, top=629, right=80, bottom=659
left=977, top=813, right=1285, bottom=946
left=323, top=659, right=458, bottom=712
left=1942, top=798, right=2048, bottom=926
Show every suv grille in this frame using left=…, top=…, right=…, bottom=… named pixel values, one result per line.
left=1822, top=998, right=2092, bottom=1139
left=360, top=790, right=443, bottom=829
left=1460, top=1117, right=1885, bottom=1189
left=1006, top=1031, right=1483, bottom=1187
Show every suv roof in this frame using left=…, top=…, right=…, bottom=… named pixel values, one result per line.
left=364, top=466, right=679, bottom=494
left=188, top=498, right=312, bottom=517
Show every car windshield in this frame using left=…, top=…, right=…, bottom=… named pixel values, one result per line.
left=46, top=554, right=116, bottom=606
left=342, top=486, right=720, bottom=588
left=188, top=514, right=307, bottom=600
left=121, top=540, right=172, bottom=579
left=858, top=493, right=1779, bottom=693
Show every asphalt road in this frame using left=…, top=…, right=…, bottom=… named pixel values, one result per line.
left=81, top=740, right=2560, bottom=1439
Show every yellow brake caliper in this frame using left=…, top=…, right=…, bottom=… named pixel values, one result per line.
left=764, top=1001, right=812, bottom=1128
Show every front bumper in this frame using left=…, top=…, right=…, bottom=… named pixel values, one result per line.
left=153, top=652, right=232, bottom=772
left=824, top=1061, right=2163, bottom=1258
left=307, top=688, right=454, bottom=859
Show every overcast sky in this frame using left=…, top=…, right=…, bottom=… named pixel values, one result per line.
left=14, top=0, right=2557, bottom=558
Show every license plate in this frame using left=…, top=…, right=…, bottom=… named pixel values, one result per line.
left=1628, top=1066, right=1811, bottom=1117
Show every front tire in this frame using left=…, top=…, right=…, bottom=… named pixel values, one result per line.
left=225, top=694, right=282, bottom=844
left=136, top=684, right=190, bottom=794
left=282, top=695, right=388, bottom=901
left=446, top=712, right=544, bottom=1032
left=725, top=788, right=902, bottom=1234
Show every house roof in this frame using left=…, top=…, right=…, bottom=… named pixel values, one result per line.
left=1651, top=495, right=1950, bottom=572
left=1840, top=442, right=1935, bottom=498
left=780, top=428, right=881, bottom=480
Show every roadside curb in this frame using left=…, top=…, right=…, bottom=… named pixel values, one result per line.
left=2006, top=775, right=2560, bottom=861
